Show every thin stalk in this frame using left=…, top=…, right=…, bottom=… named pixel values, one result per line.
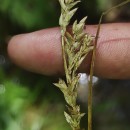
left=88, top=1, right=130, bottom=130
left=103, top=0, right=130, bottom=16
left=61, top=35, right=68, bottom=81
left=88, top=12, right=102, bottom=130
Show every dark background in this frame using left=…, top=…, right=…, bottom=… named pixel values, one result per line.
left=0, top=0, right=130, bottom=130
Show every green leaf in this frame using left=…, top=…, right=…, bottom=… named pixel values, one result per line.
left=72, top=20, right=78, bottom=34
left=83, top=34, right=93, bottom=46
left=53, top=79, right=67, bottom=93
left=67, top=1, right=81, bottom=9
left=59, top=0, right=66, bottom=11
left=79, top=16, right=87, bottom=24
left=66, top=8, right=78, bottom=22
left=64, top=111, right=73, bottom=124
left=59, top=13, right=64, bottom=26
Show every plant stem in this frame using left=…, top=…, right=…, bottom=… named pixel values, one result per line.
left=61, top=35, right=67, bottom=73
left=88, top=1, right=130, bottom=130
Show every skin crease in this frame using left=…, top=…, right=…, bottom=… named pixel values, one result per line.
left=8, top=23, right=130, bottom=79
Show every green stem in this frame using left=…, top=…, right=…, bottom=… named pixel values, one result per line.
left=103, top=0, right=130, bottom=16
left=88, top=12, right=102, bottom=130
left=61, top=35, right=69, bottom=82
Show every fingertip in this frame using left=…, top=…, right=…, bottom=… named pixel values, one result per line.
left=7, top=29, right=64, bottom=75
left=8, top=35, right=20, bottom=63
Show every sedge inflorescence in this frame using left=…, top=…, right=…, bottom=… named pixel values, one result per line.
left=54, top=0, right=93, bottom=130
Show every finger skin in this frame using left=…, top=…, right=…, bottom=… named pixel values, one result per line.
left=8, top=23, right=130, bottom=79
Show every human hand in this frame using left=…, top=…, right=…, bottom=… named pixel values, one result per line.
left=8, top=23, right=130, bottom=79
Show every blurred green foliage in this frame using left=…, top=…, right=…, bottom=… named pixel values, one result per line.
left=0, top=0, right=130, bottom=130
left=0, top=68, right=70, bottom=130
left=0, top=0, right=59, bottom=30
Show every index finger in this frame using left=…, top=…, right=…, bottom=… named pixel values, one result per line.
left=8, top=23, right=130, bottom=79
